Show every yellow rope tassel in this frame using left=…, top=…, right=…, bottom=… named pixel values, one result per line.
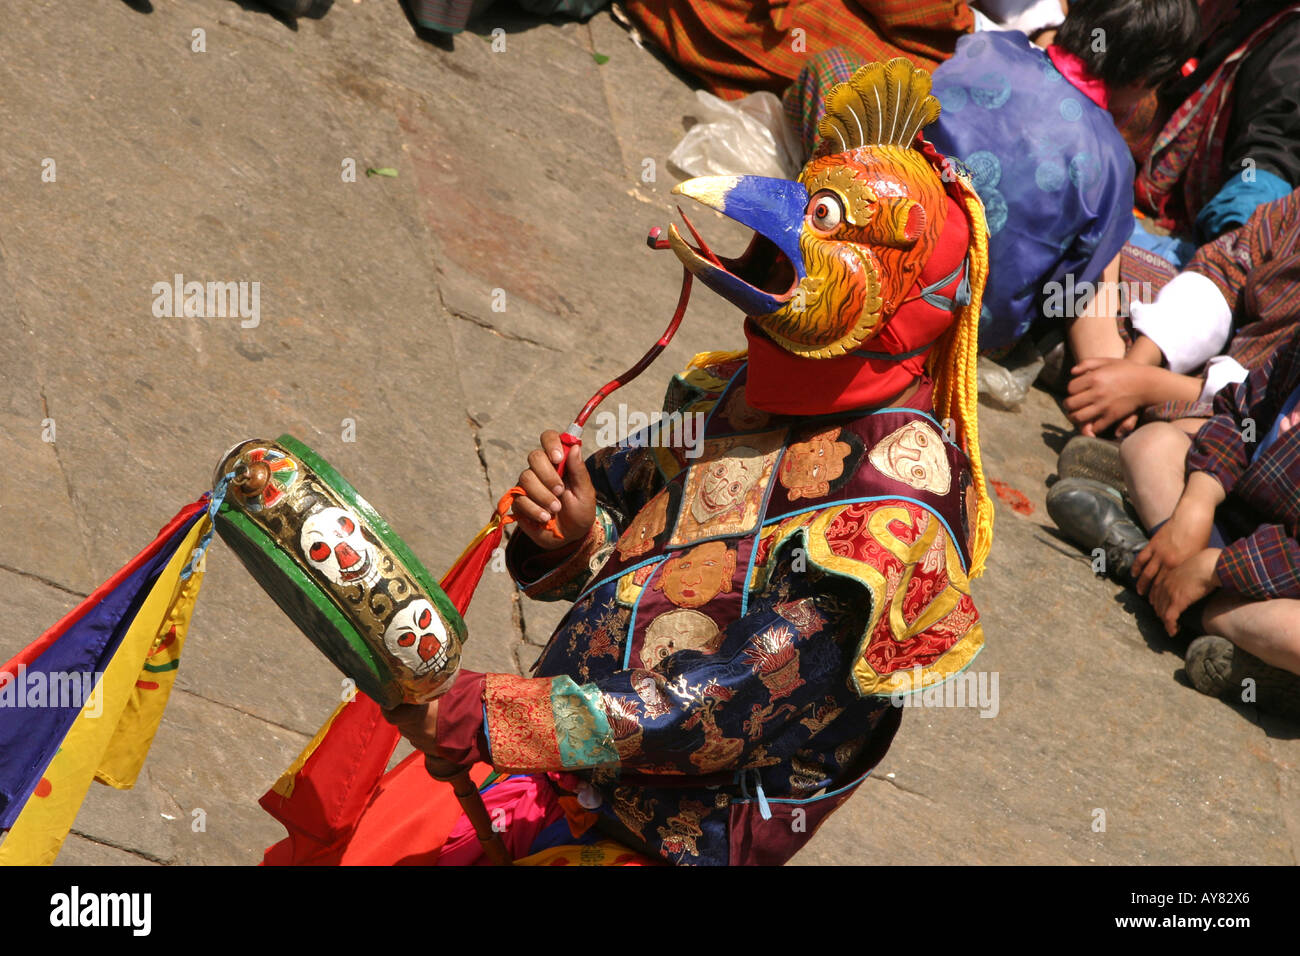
left=926, top=184, right=995, bottom=577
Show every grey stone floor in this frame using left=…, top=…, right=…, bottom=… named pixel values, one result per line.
left=0, top=0, right=1294, bottom=865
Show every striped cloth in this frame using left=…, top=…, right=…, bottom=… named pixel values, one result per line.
left=1145, top=189, right=1300, bottom=422
left=625, top=0, right=972, bottom=101
left=1187, top=324, right=1300, bottom=600
left=782, top=45, right=857, bottom=158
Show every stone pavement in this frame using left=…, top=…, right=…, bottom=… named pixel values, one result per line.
left=0, top=0, right=1294, bottom=866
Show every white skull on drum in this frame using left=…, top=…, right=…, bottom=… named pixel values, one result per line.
left=384, top=599, right=450, bottom=677
left=300, top=506, right=381, bottom=588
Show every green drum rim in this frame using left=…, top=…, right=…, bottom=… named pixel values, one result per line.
left=275, top=434, right=468, bottom=643
left=216, top=508, right=397, bottom=707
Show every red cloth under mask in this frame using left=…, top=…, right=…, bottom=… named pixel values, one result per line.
left=744, top=193, right=970, bottom=416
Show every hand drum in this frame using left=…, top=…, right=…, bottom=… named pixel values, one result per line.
left=212, top=435, right=466, bottom=710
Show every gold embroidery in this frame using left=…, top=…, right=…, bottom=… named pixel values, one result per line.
left=669, top=431, right=784, bottom=546
left=640, top=608, right=723, bottom=669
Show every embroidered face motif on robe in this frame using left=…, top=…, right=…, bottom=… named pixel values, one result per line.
left=653, top=540, right=737, bottom=609
left=779, top=426, right=854, bottom=500
left=868, top=420, right=952, bottom=494
left=616, top=489, right=671, bottom=560
left=722, top=385, right=771, bottom=431
left=691, top=450, right=762, bottom=525
left=641, top=608, right=723, bottom=668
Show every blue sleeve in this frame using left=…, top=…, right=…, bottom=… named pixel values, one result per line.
left=1195, top=169, right=1293, bottom=242
left=1061, top=136, right=1134, bottom=289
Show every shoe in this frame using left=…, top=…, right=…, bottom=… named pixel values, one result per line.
left=1057, top=435, right=1126, bottom=496
left=1185, top=635, right=1300, bottom=723
left=1046, top=477, right=1148, bottom=579
left=263, top=0, right=333, bottom=17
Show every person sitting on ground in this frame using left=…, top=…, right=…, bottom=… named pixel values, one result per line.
left=1062, top=187, right=1300, bottom=447
left=783, top=0, right=1200, bottom=359
left=1047, top=323, right=1300, bottom=721
left=625, top=0, right=977, bottom=101
left=1133, top=0, right=1300, bottom=243
left=1056, top=185, right=1300, bottom=501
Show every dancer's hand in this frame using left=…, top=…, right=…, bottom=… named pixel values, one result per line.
left=512, top=430, right=597, bottom=550
left=382, top=700, right=441, bottom=756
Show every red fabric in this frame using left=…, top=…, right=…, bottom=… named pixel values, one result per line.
left=744, top=193, right=969, bottom=414
left=1046, top=44, right=1109, bottom=109
left=258, top=696, right=401, bottom=854
left=432, top=671, right=489, bottom=766
left=263, top=754, right=495, bottom=866
left=439, top=527, right=503, bottom=615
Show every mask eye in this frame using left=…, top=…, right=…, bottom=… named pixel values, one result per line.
left=337, top=515, right=356, bottom=535
left=309, top=541, right=330, bottom=562
left=808, top=192, right=844, bottom=232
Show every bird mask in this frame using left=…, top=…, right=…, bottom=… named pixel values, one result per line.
left=668, top=58, right=955, bottom=359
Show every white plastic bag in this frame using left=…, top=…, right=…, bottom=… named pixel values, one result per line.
left=668, top=90, right=802, bottom=181
left=977, top=349, right=1045, bottom=411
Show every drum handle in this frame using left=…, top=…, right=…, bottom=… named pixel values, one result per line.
left=423, top=755, right=513, bottom=866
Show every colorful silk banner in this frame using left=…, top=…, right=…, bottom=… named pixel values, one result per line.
left=0, top=499, right=209, bottom=864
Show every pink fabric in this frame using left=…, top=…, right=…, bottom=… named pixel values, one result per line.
left=434, top=773, right=564, bottom=865
left=1046, top=44, right=1109, bottom=109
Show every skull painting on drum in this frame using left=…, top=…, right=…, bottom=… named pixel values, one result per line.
left=384, top=598, right=450, bottom=677
left=300, top=506, right=382, bottom=589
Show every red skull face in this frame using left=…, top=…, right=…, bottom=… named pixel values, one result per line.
left=383, top=598, right=450, bottom=677
left=300, top=506, right=380, bottom=588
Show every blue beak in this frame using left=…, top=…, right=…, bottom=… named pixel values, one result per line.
left=667, top=175, right=807, bottom=317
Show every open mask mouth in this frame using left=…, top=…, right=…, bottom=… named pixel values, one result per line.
left=666, top=175, right=808, bottom=318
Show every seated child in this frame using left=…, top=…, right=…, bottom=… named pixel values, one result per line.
left=1063, top=188, right=1300, bottom=442
left=1049, top=323, right=1300, bottom=721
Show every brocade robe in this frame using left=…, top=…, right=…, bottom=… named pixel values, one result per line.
left=438, top=357, right=985, bottom=865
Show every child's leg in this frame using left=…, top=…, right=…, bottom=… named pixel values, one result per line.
left=1119, top=422, right=1193, bottom=530
left=1066, top=253, right=1126, bottom=362
left=1202, top=592, right=1300, bottom=676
